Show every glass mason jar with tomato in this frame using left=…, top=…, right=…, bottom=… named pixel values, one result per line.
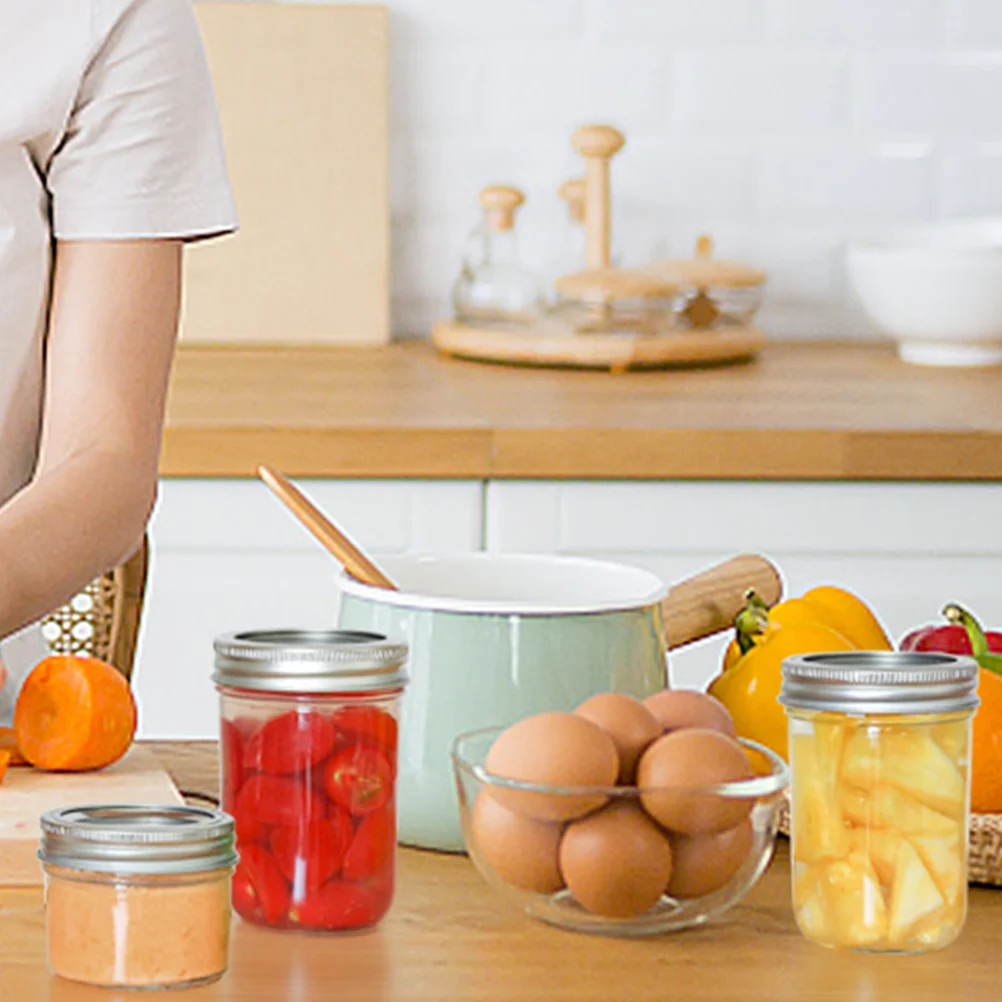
left=212, top=630, right=408, bottom=933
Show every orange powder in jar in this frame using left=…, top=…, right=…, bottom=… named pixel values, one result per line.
left=39, top=805, right=237, bottom=990
left=45, top=866, right=231, bottom=988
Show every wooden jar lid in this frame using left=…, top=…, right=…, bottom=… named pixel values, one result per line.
left=651, top=235, right=766, bottom=289
left=556, top=267, right=678, bottom=303
left=558, top=179, right=586, bottom=222
left=478, top=186, right=525, bottom=232
left=571, top=124, right=626, bottom=159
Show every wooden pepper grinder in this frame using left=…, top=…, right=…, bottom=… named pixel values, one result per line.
left=571, top=124, right=625, bottom=270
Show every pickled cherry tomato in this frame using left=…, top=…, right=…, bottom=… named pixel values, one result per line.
left=219, top=687, right=401, bottom=932
left=243, top=711, right=335, bottom=775
left=270, top=813, right=352, bottom=890
left=288, top=880, right=381, bottom=931
left=220, top=720, right=244, bottom=807
left=343, top=807, right=396, bottom=881
left=333, top=706, right=398, bottom=755
left=324, top=747, right=393, bottom=816
left=231, top=796, right=268, bottom=845
left=233, top=844, right=289, bottom=925
left=236, top=774, right=326, bottom=828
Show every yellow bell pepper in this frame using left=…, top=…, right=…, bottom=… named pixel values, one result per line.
left=721, top=585, right=892, bottom=672
left=799, top=585, right=893, bottom=650
left=709, top=591, right=860, bottom=762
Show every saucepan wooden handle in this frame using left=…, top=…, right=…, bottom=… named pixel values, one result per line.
left=661, top=554, right=782, bottom=651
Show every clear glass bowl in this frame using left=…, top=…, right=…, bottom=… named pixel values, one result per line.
left=546, top=296, right=681, bottom=336
left=452, top=727, right=789, bottom=937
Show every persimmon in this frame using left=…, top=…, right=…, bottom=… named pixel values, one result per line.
left=0, top=726, right=29, bottom=766
left=971, top=667, right=1002, bottom=813
left=0, top=750, right=10, bottom=785
left=14, top=655, right=136, bottom=771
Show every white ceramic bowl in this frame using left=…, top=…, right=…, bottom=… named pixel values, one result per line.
left=847, top=218, right=1002, bottom=366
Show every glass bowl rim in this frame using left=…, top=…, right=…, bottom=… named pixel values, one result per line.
left=451, top=726, right=789, bottom=800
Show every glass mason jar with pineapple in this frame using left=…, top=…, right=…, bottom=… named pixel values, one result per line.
left=780, top=651, right=978, bottom=953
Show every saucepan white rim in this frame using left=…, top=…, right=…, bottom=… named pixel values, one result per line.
left=338, top=553, right=669, bottom=616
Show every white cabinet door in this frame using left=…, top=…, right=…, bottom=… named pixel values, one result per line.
left=136, top=480, right=483, bottom=738
left=487, top=481, right=1002, bottom=691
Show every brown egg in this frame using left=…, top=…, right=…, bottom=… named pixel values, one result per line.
left=637, top=729, right=754, bottom=835
left=643, top=689, right=736, bottom=737
left=471, top=793, right=565, bottom=894
left=559, top=800, right=674, bottom=919
left=574, top=693, right=661, bottom=783
left=666, top=819, right=754, bottom=899
left=485, top=712, right=619, bottom=821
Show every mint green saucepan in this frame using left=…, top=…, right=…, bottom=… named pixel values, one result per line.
left=337, top=553, right=779, bottom=851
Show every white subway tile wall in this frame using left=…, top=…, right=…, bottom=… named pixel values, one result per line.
left=233, top=0, right=1002, bottom=339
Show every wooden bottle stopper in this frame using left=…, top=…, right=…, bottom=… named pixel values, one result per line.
left=478, top=186, right=525, bottom=232
left=558, top=178, right=586, bottom=223
left=571, top=125, right=625, bottom=270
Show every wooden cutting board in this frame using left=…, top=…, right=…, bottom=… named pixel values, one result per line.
left=181, top=2, right=390, bottom=346
left=0, top=747, right=183, bottom=887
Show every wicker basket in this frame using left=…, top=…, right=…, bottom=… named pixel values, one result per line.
left=969, top=813, right=1002, bottom=886
left=777, top=798, right=1002, bottom=888
left=38, top=537, right=149, bottom=681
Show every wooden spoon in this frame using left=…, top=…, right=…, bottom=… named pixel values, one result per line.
left=257, top=465, right=398, bottom=590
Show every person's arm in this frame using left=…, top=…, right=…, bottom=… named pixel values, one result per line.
left=0, top=239, right=181, bottom=639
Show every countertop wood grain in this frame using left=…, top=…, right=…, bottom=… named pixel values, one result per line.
left=1, top=743, right=996, bottom=1001
left=161, top=340, right=1002, bottom=481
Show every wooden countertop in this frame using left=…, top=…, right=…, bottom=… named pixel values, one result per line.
left=161, top=340, right=1002, bottom=481
left=1, top=743, right=996, bottom=1001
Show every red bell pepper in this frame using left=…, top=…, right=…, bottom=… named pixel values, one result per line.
left=900, top=603, right=1002, bottom=676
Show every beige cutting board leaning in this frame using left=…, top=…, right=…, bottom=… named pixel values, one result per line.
left=182, top=3, right=390, bottom=345
left=0, top=748, right=182, bottom=886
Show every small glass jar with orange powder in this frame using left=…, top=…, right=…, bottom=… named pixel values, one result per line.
left=39, top=805, right=237, bottom=990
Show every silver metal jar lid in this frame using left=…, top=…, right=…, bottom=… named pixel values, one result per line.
left=780, top=651, right=980, bottom=716
left=39, top=805, right=238, bottom=876
left=212, top=629, right=409, bottom=694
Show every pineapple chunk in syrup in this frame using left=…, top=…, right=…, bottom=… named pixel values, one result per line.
left=929, top=718, right=969, bottom=766
left=840, top=728, right=964, bottom=817
left=840, top=785, right=958, bottom=836
left=792, top=716, right=968, bottom=951
left=888, top=840, right=946, bottom=945
left=847, top=828, right=902, bottom=888
left=812, top=855, right=888, bottom=949
left=910, top=834, right=965, bottom=909
left=791, top=725, right=849, bottom=865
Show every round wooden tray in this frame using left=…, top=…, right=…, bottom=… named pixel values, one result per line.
left=432, top=320, right=766, bottom=372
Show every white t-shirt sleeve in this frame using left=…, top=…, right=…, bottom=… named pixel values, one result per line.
left=47, top=0, right=237, bottom=242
